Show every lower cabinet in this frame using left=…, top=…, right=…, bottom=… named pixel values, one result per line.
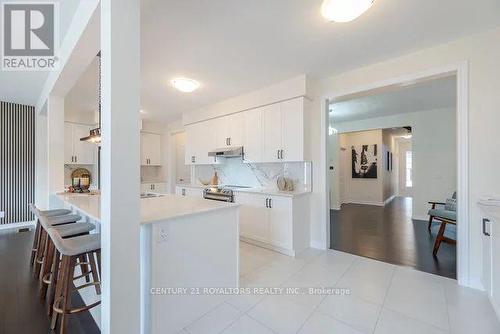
left=142, top=182, right=167, bottom=194
left=480, top=208, right=500, bottom=319
left=175, top=186, right=203, bottom=198
left=235, top=192, right=309, bottom=256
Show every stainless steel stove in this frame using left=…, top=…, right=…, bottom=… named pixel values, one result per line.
left=203, top=185, right=251, bottom=202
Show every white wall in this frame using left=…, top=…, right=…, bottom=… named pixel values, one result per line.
left=331, top=108, right=456, bottom=220
left=307, top=27, right=500, bottom=287
left=382, top=129, right=397, bottom=202
left=337, top=130, right=384, bottom=205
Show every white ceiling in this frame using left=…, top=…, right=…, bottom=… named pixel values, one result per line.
left=65, top=57, right=99, bottom=118
left=140, top=0, right=500, bottom=122
left=330, top=76, right=457, bottom=123
left=3, top=0, right=500, bottom=119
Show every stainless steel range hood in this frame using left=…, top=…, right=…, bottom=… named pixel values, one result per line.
left=208, top=146, right=243, bottom=158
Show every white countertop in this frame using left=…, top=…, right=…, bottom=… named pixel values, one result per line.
left=478, top=199, right=500, bottom=221
left=176, top=184, right=311, bottom=198
left=57, top=192, right=239, bottom=224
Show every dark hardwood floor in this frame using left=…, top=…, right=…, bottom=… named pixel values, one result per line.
left=0, top=228, right=100, bottom=334
left=330, top=197, right=456, bottom=279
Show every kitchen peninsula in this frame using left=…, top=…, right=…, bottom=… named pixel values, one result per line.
left=56, top=192, right=240, bottom=333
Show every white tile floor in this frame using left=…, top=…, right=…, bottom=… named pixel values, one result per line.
left=180, top=242, right=500, bottom=334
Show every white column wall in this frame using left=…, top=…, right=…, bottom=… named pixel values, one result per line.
left=100, top=0, right=141, bottom=333
left=35, top=104, right=49, bottom=208
left=46, top=95, right=65, bottom=208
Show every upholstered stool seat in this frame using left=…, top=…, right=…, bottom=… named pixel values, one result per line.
left=51, top=222, right=95, bottom=239
left=29, top=204, right=74, bottom=267
left=38, top=208, right=73, bottom=217
left=51, top=233, right=100, bottom=257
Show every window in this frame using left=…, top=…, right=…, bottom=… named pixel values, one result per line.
left=405, top=151, right=413, bottom=188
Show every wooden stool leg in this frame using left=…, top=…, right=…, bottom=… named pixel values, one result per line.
left=433, top=221, right=447, bottom=256
left=30, top=220, right=41, bottom=266
left=79, top=254, right=91, bottom=283
left=88, top=252, right=101, bottom=295
left=39, top=238, right=55, bottom=299
left=34, top=229, right=47, bottom=277
left=51, top=256, right=68, bottom=330
left=59, top=256, right=76, bottom=334
left=47, top=249, right=60, bottom=316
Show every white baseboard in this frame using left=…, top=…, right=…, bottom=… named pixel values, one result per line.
left=412, top=215, right=429, bottom=221
left=310, top=240, right=327, bottom=250
left=384, top=195, right=396, bottom=205
left=0, top=220, right=35, bottom=231
left=345, top=200, right=385, bottom=207
left=240, top=236, right=295, bottom=256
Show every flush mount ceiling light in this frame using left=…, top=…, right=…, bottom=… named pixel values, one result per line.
left=321, top=0, right=375, bottom=23
left=171, top=77, right=200, bottom=93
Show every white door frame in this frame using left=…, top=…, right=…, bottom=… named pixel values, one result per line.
left=321, top=62, right=470, bottom=286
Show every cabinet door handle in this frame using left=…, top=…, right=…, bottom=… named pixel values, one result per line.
left=182, top=188, right=186, bottom=196
left=483, top=218, right=491, bottom=236
left=75, top=156, right=77, bottom=163
left=280, top=150, right=284, bottom=160
left=228, top=137, right=231, bottom=146
left=265, top=198, right=269, bottom=208
left=277, top=150, right=280, bottom=160
left=269, top=198, right=272, bottom=208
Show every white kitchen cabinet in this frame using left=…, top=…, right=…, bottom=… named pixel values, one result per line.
left=236, top=192, right=309, bottom=256
left=185, top=120, right=218, bottom=165
left=235, top=192, right=270, bottom=244
left=64, top=122, right=96, bottom=165
left=141, top=132, right=162, bottom=166
left=175, top=186, right=203, bottom=198
left=268, top=196, right=293, bottom=250
left=215, top=112, right=244, bottom=148
left=262, top=104, right=283, bottom=162
left=245, top=97, right=305, bottom=163
left=185, top=97, right=305, bottom=164
left=280, top=98, right=304, bottom=162
left=479, top=205, right=500, bottom=319
left=243, top=108, right=262, bottom=163
left=142, top=182, right=167, bottom=193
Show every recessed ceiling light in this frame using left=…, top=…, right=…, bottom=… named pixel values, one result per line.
left=171, top=77, right=200, bottom=93
left=321, top=0, right=374, bottom=23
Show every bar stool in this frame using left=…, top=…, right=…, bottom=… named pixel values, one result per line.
left=29, top=203, right=73, bottom=266
left=50, top=232, right=101, bottom=334
left=39, top=219, right=96, bottom=308
left=33, top=213, right=82, bottom=278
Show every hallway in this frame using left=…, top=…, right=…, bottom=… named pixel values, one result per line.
left=330, top=197, right=456, bottom=279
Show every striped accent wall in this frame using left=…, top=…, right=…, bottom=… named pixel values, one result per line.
left=0, top=101, right=35, bottom=225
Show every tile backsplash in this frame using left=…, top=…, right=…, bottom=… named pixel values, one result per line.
left=194, top=158, right=312, bottom=191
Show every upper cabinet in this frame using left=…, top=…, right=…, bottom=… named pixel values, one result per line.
left=141, top=133, right=162, bottom=166
left=184, top=97, right=306, bottom=165
left=64, top=122, right=96, bottom=165
left=246, top=97, right=305, bottom=163
left=185, top=119, right=218, bottom=165
left=214, top=112, right=245, bottom=148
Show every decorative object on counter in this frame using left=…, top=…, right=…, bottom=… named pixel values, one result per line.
left=70, top=168, right=91, bottom=193
left=211, top=171, right=219, bottom=186
left=198, top=177, right=212, bottom=186
left=277, top=176, right=295, bottom=191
